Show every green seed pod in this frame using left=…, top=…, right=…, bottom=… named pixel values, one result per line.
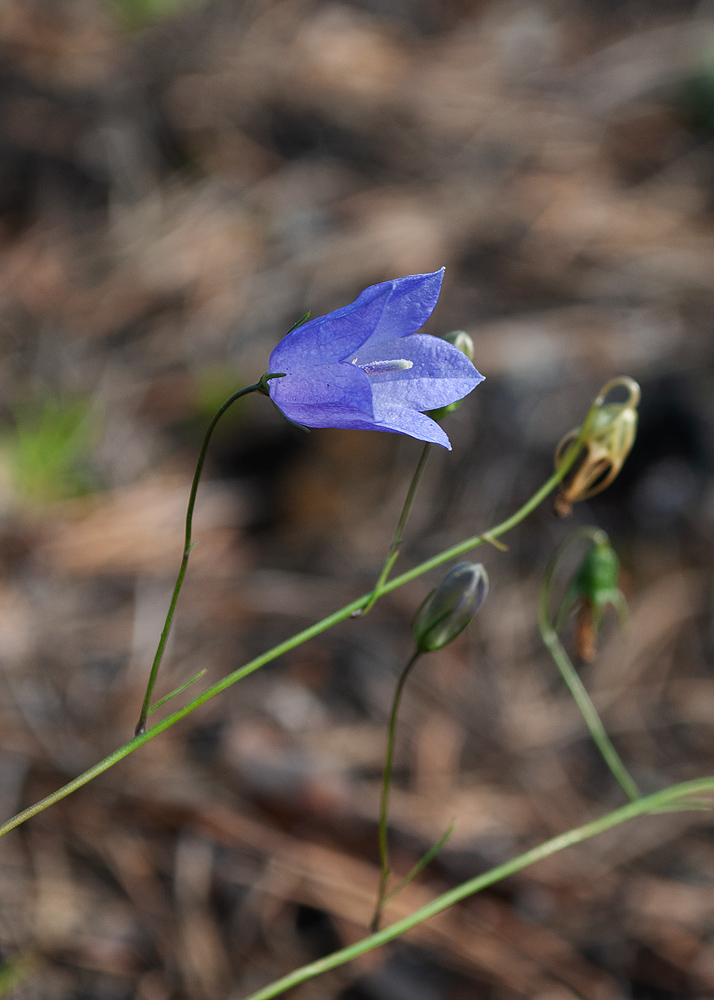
left=555, top=530, right=628, bottom=660
left=575, top=541, right=620, bottom=615
left=428, top=331, right=476, bottom=421
left=413, top=562, right=488, bottom=653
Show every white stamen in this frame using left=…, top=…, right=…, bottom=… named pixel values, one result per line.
left=351, top=358, right=413, bottom=375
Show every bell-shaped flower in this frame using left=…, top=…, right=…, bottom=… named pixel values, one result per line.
left=267, top=269, right=484, bottom=449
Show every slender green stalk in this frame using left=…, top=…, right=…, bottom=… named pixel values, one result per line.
left=539, top=532, right=641, bottom=802
left=382, top=821, right=455, bottom=907
left=0, top=415, right=587, bottom=839
left=358, top=443, right=431, bottom=616
left=241, top=778, right=714, bottom=1000
left=539, top=626, right=641, bottom=801
left=372, top=650, right=421, bottom=932
left=147, top=669, right=206, bottom=715
left=135, top=380, right=267, bottom=735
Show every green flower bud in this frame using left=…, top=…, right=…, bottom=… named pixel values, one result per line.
left=556, top=530, right=627, bottom=661
left=428, top=331, right=476, bottom=421
left=413, top=562, right=488, bottom=653
left=575, top=539, right=621, bottom=622
left=444, top=329, right=475, bottom=362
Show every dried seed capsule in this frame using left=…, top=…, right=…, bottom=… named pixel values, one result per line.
left=554, top=377, right=640, bottom=516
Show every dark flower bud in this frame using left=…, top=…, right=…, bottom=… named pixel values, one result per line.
left=428, top=331, right=477, bottom=421
left=413, top=562, right=488, bottom=653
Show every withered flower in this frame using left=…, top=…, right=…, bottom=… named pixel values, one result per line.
left=554, top=377, right=640, bottom=517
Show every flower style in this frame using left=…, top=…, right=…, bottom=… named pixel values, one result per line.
left=268, top=269, right=484, bottom=449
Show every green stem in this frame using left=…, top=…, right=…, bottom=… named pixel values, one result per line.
left=134, top=380, right=266, bottom=735
left=239, top=778, right=714, bottom=1000
left=359, top=443, right=431, bottom=617
left=147, top=669, right=206, bottom=715
left=381, top=821, right=455, bottom=906
left=539, top=532, right=641, bottom=802
left=0, top=424, right=584, bottom=839
left=371, top=649, right=421, bottom=933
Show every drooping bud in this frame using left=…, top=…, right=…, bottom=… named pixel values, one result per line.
left=413, top=562, right=488, bottom=653
left=428, top=331, right=476, bottom=421
left=554, top=377, right=640, bottom=517
left=556, top=530, right=627, bottom=661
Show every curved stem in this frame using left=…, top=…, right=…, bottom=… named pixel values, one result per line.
left=135, top=380, right=265, bottom=735
left=538, top=533, right=641, bottom=802
left=359, top=443, right=431, bottom=617
left=0, top=426, right=583, bottom=839
left=240, top=777, right=714, bottom=1000
left=371, top=649, right=421, bottom=932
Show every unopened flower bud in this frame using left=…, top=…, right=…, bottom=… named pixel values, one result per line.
left=556, top=531, right=627, bottom=661
left=444, top=330, right=475, bottom=362
left=554, top=377, right=640, bottom=517
left=413, top=562, right=488, bottom=653
left=428, top=331, right=477, bottom=422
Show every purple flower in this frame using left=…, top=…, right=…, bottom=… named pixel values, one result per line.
left=268, top=269, right=484, bottom=449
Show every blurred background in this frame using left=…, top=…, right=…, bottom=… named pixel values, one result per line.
left=1, top=0, right=714, bottom=997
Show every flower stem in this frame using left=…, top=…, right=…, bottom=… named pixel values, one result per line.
left=539, top=535, right=641, bottom=802
left=0, top=425, right=583, bottom=839
left=371, top=649, right=421, bottom=933
left=239, top=777, right=714, bottom=1000
left=134, top=379, right=269, bottom=736
left=358, top=443, right=431, bottom=617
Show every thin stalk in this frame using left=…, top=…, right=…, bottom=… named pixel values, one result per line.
left=540, top=625, right=640, bottom=801
left=372, top=649, right=421, bottom=932
left=0, top=430, right=583, bottom=839
left=240, top=777, right=714, bottom=1000
left=134, top=381, right=263, bottom=735
left=381, top=821, right=455, bottom=906
left=539, top=537, right=641, bottom=802
left=358, top=443, right=431, bottom=616
left=147, top=669, right=206, bottom=716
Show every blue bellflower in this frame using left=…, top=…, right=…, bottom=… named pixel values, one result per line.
left=268, top=269, right=484, bottom=449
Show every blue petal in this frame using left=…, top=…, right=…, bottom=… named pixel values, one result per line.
left=362, top=269, right=445, bottom=346
left=269, top=362, right=374, bottom=427
left=270, top=286, right=391, bottom=370
left=373, top=403, right=453, bottom=449
left=356, top=334, right=484, bottom=411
